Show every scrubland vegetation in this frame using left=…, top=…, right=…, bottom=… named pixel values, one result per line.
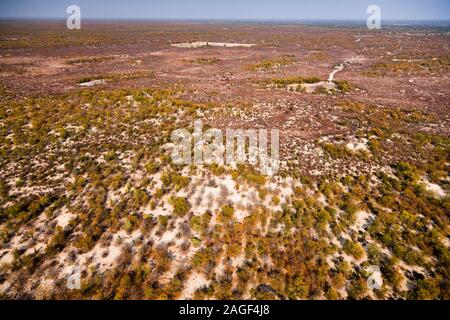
left=365, top=57, right=450, bottom=77
left=248, top=55, right=295, bottom=72
left=0, top=21, right=448, bottom=301
left=67, top=56, right=116, bottom=65
left=183, top=57, right=220, bottom=65
left=78, top=71, right=154, bottom=84
left=257, top=76, right=352, bottom=94
left=0, top=86, right=447, bottom=300
left=259, top=76, right=322, bottom=88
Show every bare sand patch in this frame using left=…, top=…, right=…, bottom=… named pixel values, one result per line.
left=179, top=273, right=210, bottom=299
left=78, top=79, right=107, bottom=87
left=421, top=178, right=446, bottom=198
left=171, top=42, right=255, bottom=49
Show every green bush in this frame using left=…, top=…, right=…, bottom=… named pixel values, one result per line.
left=220, top=206, right=235, bottom=221
left=46, top=226, right=67, bottom=255
left=170, top=197, right=190, bottom=216
left=334, top=80, right=352, bottom=92
left=343, top=239, right=365, bottom=260
left=395, top=162, right=419, bottom=182
left=145, top=161, right=160, bottom=174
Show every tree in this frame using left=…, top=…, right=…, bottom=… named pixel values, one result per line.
left=343, top=239, right=365, bottom=260
left=170, top=197, right=190, bottom=216
left=46, top=226, right=67, bottom=255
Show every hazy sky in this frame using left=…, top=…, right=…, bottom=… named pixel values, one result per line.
left=0, top=0, right=449, bottom=20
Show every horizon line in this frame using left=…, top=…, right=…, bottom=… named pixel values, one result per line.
left=1, top=17, right=449, bottom=22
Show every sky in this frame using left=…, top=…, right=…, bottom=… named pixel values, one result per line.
left=0, top=0, right=449, bottom=20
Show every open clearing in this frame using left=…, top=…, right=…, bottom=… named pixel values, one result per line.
left=171, top=41, right=256, bottom=48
